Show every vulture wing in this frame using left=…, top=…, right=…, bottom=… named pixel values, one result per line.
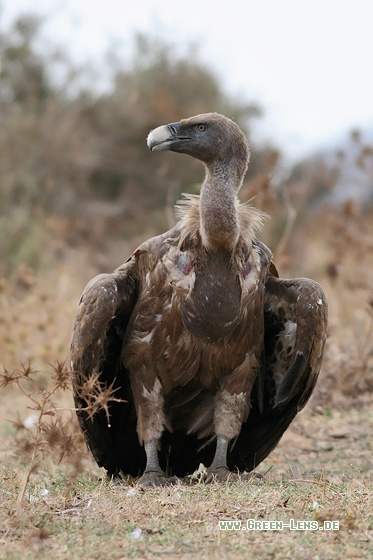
left=227, top=275, right=328, bottom=472
left=70, top=264, right=144, bottom=477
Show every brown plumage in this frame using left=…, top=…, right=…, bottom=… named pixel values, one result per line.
left=71, top=113, right=327, bottom=486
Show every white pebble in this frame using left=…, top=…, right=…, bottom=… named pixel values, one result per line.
left=129, top=528, right=142, bottom=540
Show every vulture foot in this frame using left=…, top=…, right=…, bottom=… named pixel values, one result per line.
left=137, top=472, right=179, bottom=488
left=138, top=439, right=179, bottom=487
left=205, top=467, right=239, bottom=483
left=205, top=468, right=264, bottom=484
left=240, top=471, right=264, bottom=482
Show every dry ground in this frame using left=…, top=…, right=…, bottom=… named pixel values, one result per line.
left=1, top=402, right=372, bottom=560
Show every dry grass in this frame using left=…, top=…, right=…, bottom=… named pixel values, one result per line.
left=1, top=404, right=373, bottom=560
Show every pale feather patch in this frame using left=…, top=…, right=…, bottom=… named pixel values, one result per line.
left=175, top=193, right=269, bottom=250
left=240, top=249, right=262, bottom=292
left=140, top=329, right=155, bottom=344
left=214, top=390, right=247, bottom=440
left=163, top=245, right=196, bottom=296
left=138, top=378, right=166, bottom=443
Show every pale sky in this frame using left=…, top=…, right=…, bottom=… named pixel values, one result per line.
left=2, top=0, right=373, bottom=160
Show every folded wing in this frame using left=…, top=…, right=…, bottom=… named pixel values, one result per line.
left=228, top=276, right=328, bottom=472
left=70, top=266, right=143, bottom=476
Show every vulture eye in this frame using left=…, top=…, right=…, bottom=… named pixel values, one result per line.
left=197, top=124, right=207, bottom=132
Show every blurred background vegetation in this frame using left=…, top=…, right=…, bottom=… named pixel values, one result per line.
left=0, top=15, right=268, bottom=275
left=0, top=14, right=372, bottom=407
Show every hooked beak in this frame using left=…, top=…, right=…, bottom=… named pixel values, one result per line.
left=147, top=122, right=190, bottom=152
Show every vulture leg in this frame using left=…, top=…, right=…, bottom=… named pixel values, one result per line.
left=205, top=435, right=232, bottom=482
left=205, top=391, right=249, bottom=482
left=205, top=355, right=258, bottom=482
left=130, top=373, right=178, bottom=487
left=138, top=439, right=179, bottom=487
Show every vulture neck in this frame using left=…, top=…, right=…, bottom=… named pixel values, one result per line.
left=200, top=159, right=243, bottom=251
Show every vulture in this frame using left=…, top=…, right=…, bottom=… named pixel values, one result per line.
left=71, top=113, right=327, bottom=486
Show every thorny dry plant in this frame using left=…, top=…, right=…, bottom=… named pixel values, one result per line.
left=0, top=360, right=123, bottom=514
left=75, top=375, right=125, bottom=426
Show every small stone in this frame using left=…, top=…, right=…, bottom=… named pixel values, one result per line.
left=345, top=546, right=363, bottom=558
left=329, top=429, right=348, bottom=439
left=129, top=528, right=142, bottom=540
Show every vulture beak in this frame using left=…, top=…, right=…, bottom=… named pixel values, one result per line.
left=147, top=122, right=190, bottom=152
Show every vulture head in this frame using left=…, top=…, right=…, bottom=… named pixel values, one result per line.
left=147, top=112, right=250, bottom=190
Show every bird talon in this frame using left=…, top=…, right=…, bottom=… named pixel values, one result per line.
left=205, top=467, right=237, bottom=483
left=204, top=468, right=264, bottom=484
left=137, top=472, right=179, bottom=488
left=240, top=471, right=264, bottom=481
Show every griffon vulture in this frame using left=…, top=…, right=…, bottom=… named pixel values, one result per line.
left=71, top=113, right=327, bottom=486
